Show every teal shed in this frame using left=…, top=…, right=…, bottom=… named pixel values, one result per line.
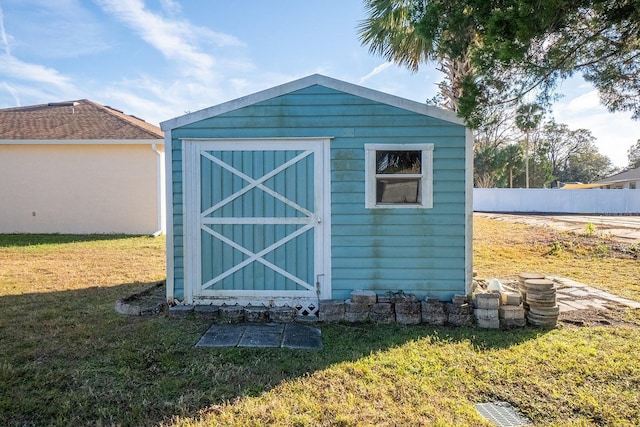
left=160, top=74, right=473, bottom=316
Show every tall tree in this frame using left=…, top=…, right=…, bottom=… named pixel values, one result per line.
left=563, top=145, right=616, bottom=183
left=528, top=146, right=555, bottom=188
left=473, top=144, right=501, bottom=188
left=628, top=139, right=640, bottom=169
left=498, top=144, right=524, bottom=188
left=473, top=103, right=519, bottom=151
left=542, top=121, right=596, bottom=179
left=515, top=103, right=543, bottom=188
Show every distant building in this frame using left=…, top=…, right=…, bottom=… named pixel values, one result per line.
left=593, top=167, right=640, bottom=189
left=0, top=100, right=165, bottom=234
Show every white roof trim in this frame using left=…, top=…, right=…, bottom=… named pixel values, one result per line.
left=0, top=139, right=163, bottom=145
left=160, top=74, right=464, bottom=131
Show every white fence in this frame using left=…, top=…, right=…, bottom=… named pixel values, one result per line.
left=473, top=188, right=640, bottom=214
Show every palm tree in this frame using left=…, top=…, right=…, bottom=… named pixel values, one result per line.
left=357, top=0, right=473, bottom=112
left=515, top=103, right=543, bottom=188
left=499, top=144, right=524, bottom=188
left=357, top=0, right=428, bottom=72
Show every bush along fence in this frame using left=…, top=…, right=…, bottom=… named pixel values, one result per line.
left=166, top=273, right=557, bottom=329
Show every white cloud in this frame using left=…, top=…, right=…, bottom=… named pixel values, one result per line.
left=0, top=3, right=11, bottom=56
left=564, top=90, right=600, bottom=113
left=95, top=0, right=245, bottom=82
left=2, top=0, right=109, bottom=59
left=0, top=55, right=73, bottom=89
left=102, top=87, right=174, bottom=124
left=98, top=73, right=227, bottom=125
left=0, top=4, right=76, bottom=94
left=358, top=62, right=392, bottom=84
left=547, top=77, right=640, bottom=168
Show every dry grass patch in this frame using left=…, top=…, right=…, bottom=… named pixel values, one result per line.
left=473, top=216, right=640, bottom=301
left=0, top=234, right=165, bottom=294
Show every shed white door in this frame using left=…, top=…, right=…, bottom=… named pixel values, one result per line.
left=184, top=139, right=331, bottom=312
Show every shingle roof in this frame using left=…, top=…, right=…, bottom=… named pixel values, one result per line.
left=0, top=99, right=163, bottom=140
left=595, top=166, right=640, bottom=183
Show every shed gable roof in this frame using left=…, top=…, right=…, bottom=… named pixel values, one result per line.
left=161, top=74, right=464, bottom=131
left=0, top=99, right=163, bottom=140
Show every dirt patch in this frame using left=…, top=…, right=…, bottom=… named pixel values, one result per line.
left=532, top=228, right=640, bottom=260
left=115, top=281, right=166, bottom=315
left=558, top=303, right=640, bottom=329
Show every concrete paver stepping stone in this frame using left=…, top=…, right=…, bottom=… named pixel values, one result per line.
left=195, top=322, right=322, bottom=349
left=238, top=323, right=285, bottom=348
left=282, top=323, right=323, bottom=350
left=196, top=324, right=245, bottom=347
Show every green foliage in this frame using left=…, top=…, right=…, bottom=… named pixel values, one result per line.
left=628, top=139, right=640, bottom=169
left=548, top=240, right=565, bottom=256
left=628, top=243, right=640, bottom=257
left=359, top=0, right=640, bottom=123
left=0, top=233, right=137, bottom=248
left=474, top=143, right=529, bottom=188
left=563, top=146, right=616, bottom=183
left=595, top=243, right=610, bottom=256
left=585, top=223, right=597, bottom=237
left=473, top=117, right=614, bottom=188
left=515, top=103, right=543, bottom=133
left=538, top=121, right=615, bottom=185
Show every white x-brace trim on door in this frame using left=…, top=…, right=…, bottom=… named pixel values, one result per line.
left=200, top=150, right=314, bottom=219
left=201, top=222, right=315, bottom=291
left=183, top=138, right=332, bottom=305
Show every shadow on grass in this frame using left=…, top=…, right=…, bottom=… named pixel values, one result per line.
left=0, top=282, right=549, bottom=426
left=0, top=233, right=150, bottom=248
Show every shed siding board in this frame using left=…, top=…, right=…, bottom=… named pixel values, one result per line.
left=169, top=85, right=466, bottom=301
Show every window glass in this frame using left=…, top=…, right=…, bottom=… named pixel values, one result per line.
left=376, top=177, right=420, bottom=204
left=375, top=151, right=421, bottom=174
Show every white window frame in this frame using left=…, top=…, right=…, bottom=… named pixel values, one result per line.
left=365, top=143, right=434, bottom=209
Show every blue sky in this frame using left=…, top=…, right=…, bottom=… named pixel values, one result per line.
left=0, top=0, right=637, bottom=167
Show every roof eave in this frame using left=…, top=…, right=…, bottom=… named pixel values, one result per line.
left=0, top=139, right=164, bottom=145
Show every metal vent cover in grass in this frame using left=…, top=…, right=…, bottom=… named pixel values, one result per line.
left=475, top=402, right=532, bottom=427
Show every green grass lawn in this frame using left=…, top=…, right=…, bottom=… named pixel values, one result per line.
left=0, top=219, right=639, bottom=426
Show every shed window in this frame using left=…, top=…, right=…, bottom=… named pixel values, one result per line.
left=365, top=144, right=433, bottom=208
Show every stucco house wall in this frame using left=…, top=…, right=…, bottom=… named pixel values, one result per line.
left=0, top=142, right=164, bottom=234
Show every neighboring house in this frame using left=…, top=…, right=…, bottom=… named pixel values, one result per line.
left=161, top=74, right=472, bottom=314
left=0, top=99, right=165, bottom=234
left=592, top=166, right=640, bottom=189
